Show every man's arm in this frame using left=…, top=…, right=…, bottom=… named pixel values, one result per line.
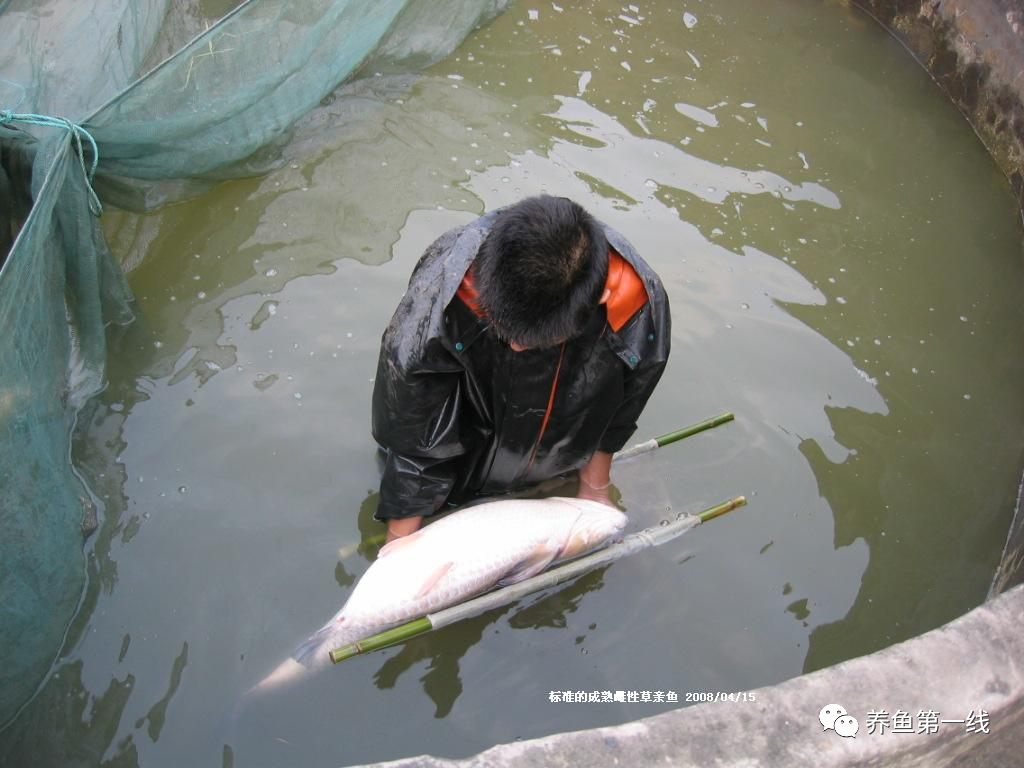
left=577, top=450, right=613, bottom=506
left=386, top=514, right=424, bottom=543
left=372, top=305, right=467, bottom=534
left=589, top=273, right=671, bottom=494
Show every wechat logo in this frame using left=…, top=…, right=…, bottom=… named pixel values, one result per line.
left=820, top=704, right=859, bottom=738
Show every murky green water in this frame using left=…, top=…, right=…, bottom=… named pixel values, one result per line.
left=4, top=1, right=1024, bottom=766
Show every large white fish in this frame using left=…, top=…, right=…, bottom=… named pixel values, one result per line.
left=251, top=496, right=627, bottom=693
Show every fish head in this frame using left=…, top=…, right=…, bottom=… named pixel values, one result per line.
left=558, top=499, right=628, bottom=559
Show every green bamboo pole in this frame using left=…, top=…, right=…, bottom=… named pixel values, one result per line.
left=339, top=412, right=736, bottom=558
left=612, top=412, right=734, bottom=461
left=330, top=495, right=746, bottom=664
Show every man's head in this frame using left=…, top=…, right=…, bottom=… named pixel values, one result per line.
left=475, top=195, right=608, bottom=350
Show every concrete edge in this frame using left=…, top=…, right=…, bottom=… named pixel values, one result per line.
left=991, top=468, right=1024, bottom=595
left=350, top=584, right=1024, bottom=768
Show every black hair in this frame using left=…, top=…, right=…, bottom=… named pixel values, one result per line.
left=474, top=195, right=608, bottom=348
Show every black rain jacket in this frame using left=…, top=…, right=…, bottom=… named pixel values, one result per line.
left=371, top=210, right=671, bottom=521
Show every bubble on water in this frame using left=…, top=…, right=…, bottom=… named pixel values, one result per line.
left=683, top=11, right=698, bottom=28
left=265, top=268, right=278, bottom=277
left=294, top=392, right=302, bottom=400
left=836, top=297, right=846, bottom=304
left=960, top=315, right=968, bottom=322
left=725, top=323, right=733, bottom=330
left=740, top=302, right=750, bottom=310
left=154, top=341, right=163, bottom=349
left=659, top=519, right=669, bottom=527
left=197, top=291, right=206, bottom=299
left=528, top=8, right=539, bottom=20
left=963, top=394, right=971, bottom=400
left=178, top=486, right=188, bottom=494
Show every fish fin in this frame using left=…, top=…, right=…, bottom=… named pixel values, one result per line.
left=378, top=529, right=425, bottom=558
left=498, top=542, right=560, bottom=586
left=415, top=561, right=455, bottom=599
left=291, top=622, right=339, bottom=667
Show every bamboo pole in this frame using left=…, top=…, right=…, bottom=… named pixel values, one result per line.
left=612, top=412, right=734, bottom=461
left=338, top=412, right=736, bottom=558
left=330, top=495, right=746, bottom=664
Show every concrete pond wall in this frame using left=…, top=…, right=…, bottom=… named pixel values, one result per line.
left=351, top=2, right=1024, bottom=765
left=363, top=584, right=1024, bottom=768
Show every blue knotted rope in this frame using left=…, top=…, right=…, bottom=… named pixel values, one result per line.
left=0, top=109, right=103, bottom=216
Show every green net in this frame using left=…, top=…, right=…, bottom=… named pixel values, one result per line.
left=0, top=0, right=509, bottom=726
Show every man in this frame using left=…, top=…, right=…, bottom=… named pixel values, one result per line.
left=371, top=195, right=670, bottom=542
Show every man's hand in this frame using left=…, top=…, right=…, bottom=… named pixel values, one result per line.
left=577, top=450, right=614, bottom=506
left=385, top=515, right=423, bottom=544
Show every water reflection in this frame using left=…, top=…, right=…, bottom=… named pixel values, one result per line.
left=372, top=609, right=510, bottom=719
left=0, top=645, right=193, bottom=767
left=367, top=569, right=612, bottom=719
left=101, top=74, right=534, bottom=391
left=135, top=642, right=189, bottom=742
left=548, top=96, right=841, bottom=210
